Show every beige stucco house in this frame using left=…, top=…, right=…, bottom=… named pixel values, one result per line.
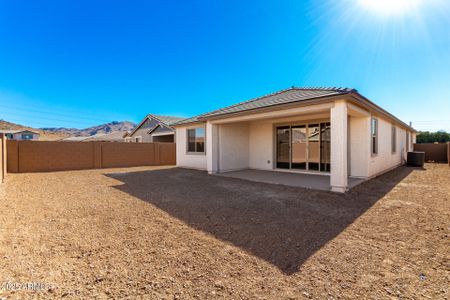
left=172, top=87, right=416, bottom=193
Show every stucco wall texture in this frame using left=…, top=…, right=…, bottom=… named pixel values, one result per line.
left=6, top=140, right=176, bottom=173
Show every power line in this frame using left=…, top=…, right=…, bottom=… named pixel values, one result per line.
left=0, top=103, right=118, bottom=124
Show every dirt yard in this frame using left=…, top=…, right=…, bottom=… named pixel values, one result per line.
left=0, top=164, right=448, bottom=299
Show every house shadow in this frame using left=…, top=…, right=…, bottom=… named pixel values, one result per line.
left=105, top=166, right=416, bottom=275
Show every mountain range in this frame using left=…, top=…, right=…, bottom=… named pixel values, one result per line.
left=40, top=121, right=136, bottom=137
left=0, top=119, right=136, bottom=140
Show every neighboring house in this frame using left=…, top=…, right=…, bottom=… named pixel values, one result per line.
left=0, top=129, right=40, bottom=140
left=86, top=131, right=128, bottom=142
left=62, top=136, right=91, bottom=142
left=62, top=131, right=128, bottom=142
left=125, top=114, right=185, bottom=143
left=172, top=87, right=416, bottom=193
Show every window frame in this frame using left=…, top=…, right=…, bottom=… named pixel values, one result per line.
left=391, top=125, right=397, bottom=153
left=186, top=126, right=206, bottom=155
left=371, top=118, right=378, bottom=156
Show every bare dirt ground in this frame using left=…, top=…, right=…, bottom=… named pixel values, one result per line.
left=0, top=164, right=448, bottom=299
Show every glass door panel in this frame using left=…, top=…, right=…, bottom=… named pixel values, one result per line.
left=291, top=126, right=307, bottom=169
left=276, top=127, right=290, bottom=169
left=320, top=122, right=331, bottom=172
left=308, top=124, right=320, bottom=171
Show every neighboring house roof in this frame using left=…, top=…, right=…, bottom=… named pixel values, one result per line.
left=151, top=115, right=186, bottom=126
left=172, top=87, right=416, bottom=132
left=62, top=136, right=90, bottom=141
left=85, top=131, right=127, bottom=142
left=0, top=129, right=40, bottom=134
left=128, top=114, right=185, bottom=137
left=63, top=131, right=127, bottom=142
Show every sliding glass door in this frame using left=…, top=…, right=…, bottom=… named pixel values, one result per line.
left=276, top=127, right=290, bottom=169
left=276, top=122, right=331, bottom=172
left=291, top=126, right=307, bottom=169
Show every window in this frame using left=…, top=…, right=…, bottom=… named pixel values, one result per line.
left=371, top=118, right=378, bottom=155
left=21, top=133, right=33, bottom=140
left=187, top=127, right=205, bottom=153
left=391, top=125, right=396, bottom=153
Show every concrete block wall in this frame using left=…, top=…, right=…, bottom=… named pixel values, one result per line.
left=6, top=141, right=176, bottom=173
left=413, top=143, right=448, bottom=163
left=0, top=134, right=6, bottom=182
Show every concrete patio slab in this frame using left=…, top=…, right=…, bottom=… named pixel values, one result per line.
left=217, top=169, right=365, bottom=191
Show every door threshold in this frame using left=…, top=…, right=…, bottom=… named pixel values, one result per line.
left=273, top=168, right=330, bottom=176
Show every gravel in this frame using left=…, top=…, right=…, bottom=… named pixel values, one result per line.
left=0, top=164, right=448, bottom=299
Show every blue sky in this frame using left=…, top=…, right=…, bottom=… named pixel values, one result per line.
left=0, top=0, right=449, bottom=131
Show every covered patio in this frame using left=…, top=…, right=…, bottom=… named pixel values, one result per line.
left=217, top=169, right=365, bottom=191
left=206, top=100, right=371, bottom=192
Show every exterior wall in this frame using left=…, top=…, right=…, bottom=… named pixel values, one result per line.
left=330, top=100, right=348, bottom=192
left=248, top=121, right=273, bottom=170
left=206, top=122, right=219, bottom=173
left=130, top=127, right=154, bottom=142
left=6, top=140, right=175, bottom=173
left=175, top=125, right=207, bottom=170
left=174, top=101, right=416, bottom=189
left=368, top=116, right=409, bottom=178
left=248, top=113, right=330, bottom=170
left=349, top=116, right=370, bottom=177
left=218, top=122, right=249, bottom=172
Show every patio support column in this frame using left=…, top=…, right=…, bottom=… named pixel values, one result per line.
left=330, top=100, right=348, bottom=193
left=206, top=121, right=219, bottom=174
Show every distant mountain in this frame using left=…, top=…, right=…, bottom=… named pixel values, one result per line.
left=0, top=119, right=136, bottom=140
left=40, top=121, right=136, bottom=137
left=0, top=119, right=70, bottom=141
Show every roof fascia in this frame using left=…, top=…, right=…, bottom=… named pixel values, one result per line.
left=348, top=93, right=416, bottom=132
left=197, top=93, right=349, bottom=122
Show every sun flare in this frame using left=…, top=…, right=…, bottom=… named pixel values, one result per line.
left=358, top=0, right=422, bottom=15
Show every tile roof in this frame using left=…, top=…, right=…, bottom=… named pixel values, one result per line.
left=173, top=87, right=354, bottom=125
left=151, top=115, right=186, bottom=126
left=85, top=131, right=128, bottom=141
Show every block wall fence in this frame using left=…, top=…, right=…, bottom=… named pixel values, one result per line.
left=6, top=140, right=176, bottom=173
left=413, top=143, right=449, bottom=163
left=0, top=134, right=6, bottom=182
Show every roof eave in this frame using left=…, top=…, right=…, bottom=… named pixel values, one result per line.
left=349, top=92, right=417, bottom=133
left=171, top=120, right=205, bottom=127
left=196, top=93, right=352, bottom=122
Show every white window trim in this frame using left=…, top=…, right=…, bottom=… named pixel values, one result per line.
left=186, top=126, right=206, bottom=155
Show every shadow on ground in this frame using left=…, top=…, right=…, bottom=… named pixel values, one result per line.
left=106, top=166, right=416, bottom=275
